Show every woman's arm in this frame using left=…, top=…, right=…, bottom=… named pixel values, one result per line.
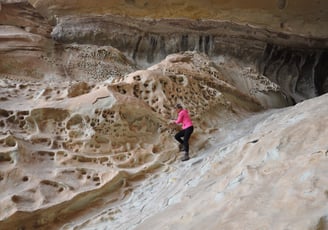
left=175, top=111, right=184, bottom=124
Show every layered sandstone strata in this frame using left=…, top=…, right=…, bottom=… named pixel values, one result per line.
left=0, top=1, right=53, bottom=79
left=43, top=0, right=328, bottom=103
left=28, top=0, right=328, bottom=38
left=1, top=0, right=328, bottom=101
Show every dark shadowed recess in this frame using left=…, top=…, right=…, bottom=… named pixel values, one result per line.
left=259, top=44, right=328, bottom=104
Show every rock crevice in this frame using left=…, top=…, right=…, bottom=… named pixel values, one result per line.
left=259, top=44, right=328, bottom=103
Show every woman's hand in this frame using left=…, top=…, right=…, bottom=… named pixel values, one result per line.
left=168, top=120, right=176, bottom=125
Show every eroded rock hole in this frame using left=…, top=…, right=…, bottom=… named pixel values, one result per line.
left=133, top=75, right=141, bottom=81
left=0, top=153, right=12, bottom=162
left=11, top=195, right=22, bottom=203
left=0, top=109, right=10, bottom=118
left=277, top=0, right=287, bottom=9
left=67, top=114, right=83, bottom=129
left=5, top=136, right=16, bottom=147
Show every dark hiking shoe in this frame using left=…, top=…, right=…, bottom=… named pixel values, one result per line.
left=181, top=154, right=190, bottom=161
left=179, top=144, right=185, bottom=151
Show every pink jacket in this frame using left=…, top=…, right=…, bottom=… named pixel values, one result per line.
left=175, top=109, right=193, bottom=129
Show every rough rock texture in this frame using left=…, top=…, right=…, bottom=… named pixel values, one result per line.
left=28, top=0, right=328, bottom=39
left=1, top=1, right=328, bottom=229
left=0, top=2, right=136, bottom=81
left=0, top=2, right=53, bottom=79
left=50, top=44, right=137, bottom=81
left=117, top=93, right=328, bottom=230
left=82, top=93, right=328, bottom=230
left=0, top=52, right=269, bottom=229
left=259, top=44, right=328, bottom=103
left=2, top=0, right=328, bottom=101
left=36, top=0, right=328, bottom=103
left=0, top=52, right=327, bottom=229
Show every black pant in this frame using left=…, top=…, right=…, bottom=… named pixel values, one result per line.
left=175, top=126, right=194, bottom=154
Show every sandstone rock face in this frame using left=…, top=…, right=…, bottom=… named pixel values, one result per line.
left=45, top=0, right=328, bottom=103
left=0, top=2, right=54, bottom=79
left=28, top=0, right=328, bottom=38
left=50, top=44, right=137, bottom=81
left=120, top=93, right=328, bottom=230
left=0, top=52, right=269, bottom=228
left=1, top=1, right=328, bottom=229
left=2, top=0, right=328, bottom=102
left=259, top=44, right=328, bottom=103
left=0, top=2, right=136, bottom=81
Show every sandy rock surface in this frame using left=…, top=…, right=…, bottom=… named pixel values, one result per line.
left=1, top=52, right=327, bottom=229
left=0, top=52, right=279, bottom=229
left=28, top=0, right=328, bottom=38
left=1, top=1, right=328, bottom=229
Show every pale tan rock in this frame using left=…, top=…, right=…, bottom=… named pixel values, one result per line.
left=129, top=92, right=328, bottom=230
left=0, top=3, right=136, bottom=80
left=0, top=52, right=272, bottom=228
left=0, top=1, right=327, bottom=229
left=74, top=92, right=328, bottom=230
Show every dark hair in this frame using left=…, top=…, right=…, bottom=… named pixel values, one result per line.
left=176, top=103, right=183, bottom=109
